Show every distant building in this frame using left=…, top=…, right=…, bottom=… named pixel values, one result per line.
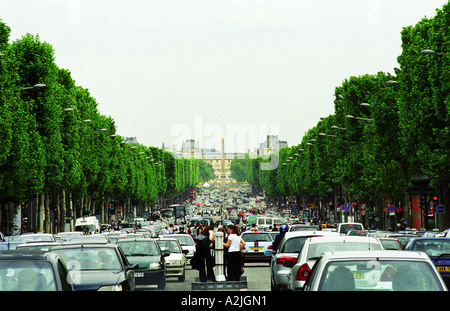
left=258, top=135, right=288, bottom=156
left=122, top=137, right=139, bottom=145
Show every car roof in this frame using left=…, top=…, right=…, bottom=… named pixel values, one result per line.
left=283, top=231, right=337, bottom=239
left=116, top=238, right=157, bottom=243
left=308, top=235, right=380, bottom=244
left=52, top=241, right=115, bottom=248
left=320, top=250, right=430, bottom=261
left=0, top=249, right=59, bottom=261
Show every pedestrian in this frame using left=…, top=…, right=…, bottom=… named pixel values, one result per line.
left=223, top=224, right=245, bottom=281
left=194, top=225, right=215, bottom=282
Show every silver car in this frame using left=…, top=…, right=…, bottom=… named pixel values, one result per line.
left=287, top=235, right=383, bottom=290
left=303, top=250, right=448, bottom=291
left=267, top=231, right=338, bottom=291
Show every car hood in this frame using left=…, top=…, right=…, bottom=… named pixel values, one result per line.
left=69, top=270, right=125, bottom=291
left=127, top=255, right=160, bottom=269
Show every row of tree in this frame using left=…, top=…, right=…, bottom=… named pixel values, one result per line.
left=231, top=3, right=450, bottom=229
left=0, top=22, right=214, bottom=234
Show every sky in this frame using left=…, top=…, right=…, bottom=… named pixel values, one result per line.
left=1, top=0, right=448, bottom=153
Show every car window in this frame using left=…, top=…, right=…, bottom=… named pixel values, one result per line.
left=52, top=247, right=122, bottom=271
left=118, top=241, right=160, bottom=256
left=172, top=235, right=194, bottom=246
left=280, top=237, right=308, bottom=253
left=339, top=224, right=363, bottom=234
left=412, top=239, right=450, bottom=257
left=157, top=240, right=182, bottom=253
left=307, top=242, right=382, bottom=260
left=242, top=233, right=272, bottom=242
left=319, top=260, right=443, bottom=291
left=0, top=261, right=57, bottom=291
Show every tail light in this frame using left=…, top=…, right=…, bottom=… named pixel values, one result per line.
left=268, top=245, right=273, bottom=249
left=276, top=256, right=296, bottom=265
left=295, top=263, right=310, bottom=281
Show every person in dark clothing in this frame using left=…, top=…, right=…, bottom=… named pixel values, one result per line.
left=195, top=225, right=215, bottom=282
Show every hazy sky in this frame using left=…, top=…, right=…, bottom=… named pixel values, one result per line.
left=1, top=0, right=447, bottom=153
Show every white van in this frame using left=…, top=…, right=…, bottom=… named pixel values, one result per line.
left=337, top=222, right=364, bottom=235
left=256, top=216, right=275, bottom=230
left=74, top=216, right=100, bottom=234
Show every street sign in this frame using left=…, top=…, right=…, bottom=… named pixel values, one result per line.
left=344, top=203, right=350, bottom=213
left=437, top=205, right=445, bottom=214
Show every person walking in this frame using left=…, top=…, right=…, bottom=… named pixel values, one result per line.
left=223, top=224, right=245, bottom=281
left=194, top=225, right=215, bottom=282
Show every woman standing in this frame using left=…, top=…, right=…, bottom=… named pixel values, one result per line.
left=223, top=224, right=245, bottom=281
left=195, top=225, right=215, bottom=282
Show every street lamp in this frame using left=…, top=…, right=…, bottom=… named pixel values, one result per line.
left=319, top=132, right=336, bottom=138
left=345, top=115, right=373, bottom=122
left=421, top=49, right=446, bottom=56
left=63, top=108, right=74, bottom=112
left=386, top=80, right=399, bottom=85
left=360, top=103, right=372, bottom=107
left=331, top=125, right=346, bottom=131
left=21, top=83, right=47, bottom=91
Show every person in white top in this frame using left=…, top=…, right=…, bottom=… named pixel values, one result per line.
left=223, top=224, right=246, bottom=281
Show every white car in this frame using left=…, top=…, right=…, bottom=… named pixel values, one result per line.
left=287, top=235, right=383, bottom=290
left=302, top=250, right=448, bottom=291
left=166, top=234, right=196, bottom=264
left=157, top=238, right=187, bottom=281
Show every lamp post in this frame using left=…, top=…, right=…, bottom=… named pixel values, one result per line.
left=345, top=115, right=373, bottom=122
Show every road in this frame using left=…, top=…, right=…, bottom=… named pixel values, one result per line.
left=138, top=262, right=271, bottom=291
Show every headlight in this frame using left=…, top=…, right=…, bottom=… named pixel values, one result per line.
left=149, top=262, right=161, bottom=270
left=98, top=284, right=123, bottom=291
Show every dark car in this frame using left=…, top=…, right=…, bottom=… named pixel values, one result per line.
left=404, top=237, right=450, bottom=287
left=51, top=241, right=138, bottom=291
left=0, top=250, right=74, bottom=291
left=116, top=238, right=169, bottom=289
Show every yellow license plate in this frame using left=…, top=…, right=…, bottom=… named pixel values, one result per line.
left=250, top=247, right=263, bottom=251
left=353, top=272, right=365, bottom=279
left=437, top=266, right=450, bottom=272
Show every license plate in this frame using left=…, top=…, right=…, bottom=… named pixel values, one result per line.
left=437, top=266, right=450, bottom=272
left=135, top=272, right=144, bottom=277
left=250, top=247, right=263, bottom=251
left=353, top=272, right=365, bottom=279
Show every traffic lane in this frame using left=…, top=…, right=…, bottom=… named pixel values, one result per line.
left=140, top=262, right=270, bottom=291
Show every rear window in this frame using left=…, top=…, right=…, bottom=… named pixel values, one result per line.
left=280, top=237, right=308, bottom=253
left=242, top=233, right=272, bottom=242
left=339, top=224, right=363, bottom=234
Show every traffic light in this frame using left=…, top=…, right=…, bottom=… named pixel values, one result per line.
left=419, top=194, right=427, bottom=209
left=432, top=195, right=438, bottom=204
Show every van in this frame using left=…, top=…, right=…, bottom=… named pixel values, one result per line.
left=337, top=222, right=364, bottom=235
left=74, top=216, right=100, bottom=234
left=256, top=216, right=275, bottom=230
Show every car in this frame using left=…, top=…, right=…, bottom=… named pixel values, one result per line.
left=385, top=233, right=417, bottom=248
left=289, top=224, right=322, bottom=232
left=55, top=232, right=84, bottom=242
left=404, top=237, right=450, bottom=287
left=18, top=233, right=55, bottom=243
left=16, top=242, right=62, bottom=251
left=302, top=250, right=448, bottom=291
left=267, top=230, right=338, bottom=291
left=50, top=241, right=138, bottom=291
left=241, top=231, right=273, bottom=262
left=337, top=222, right=364, bottom=235
left=165, top=233, right=196, bottom=264
left=0, top=250, right=74, bottom=291
left=157, top=238, right=188, bottom=281
left=346, top=230, right=368, bottom=236
left=287, top=235, right=383, bottom=290
left=377, top=237, right=403, bottom=250
left=116, top=238, right=168, bottom=289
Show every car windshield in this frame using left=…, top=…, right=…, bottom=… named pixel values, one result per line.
left=380, top=240, right=402, bottom=250
left=157, top=240, right=182, bottom=253
left=242, top=233, right=272, bottom=242
left=280, top=237, right=308, bottom=253
left=319, top=260, right=443, bottom=291
left=0, top=261, right=57, bottom=291
left=172, top=235, right=194, bottom=246
left=52, top=247, right=122, bottom=271
left=118, top=241, right=160, bottom=256
left=412, top=239, right=450, bottom=257
left=307, top=242, right=382, bottom=260
left=19, top=235, right=54, bottom=243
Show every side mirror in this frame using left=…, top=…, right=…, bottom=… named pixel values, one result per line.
left=127, top=263, right=139, bottom=270
left=182, top=249, right=189, bottom=255
left=163, top=251, right=171, bottom=257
